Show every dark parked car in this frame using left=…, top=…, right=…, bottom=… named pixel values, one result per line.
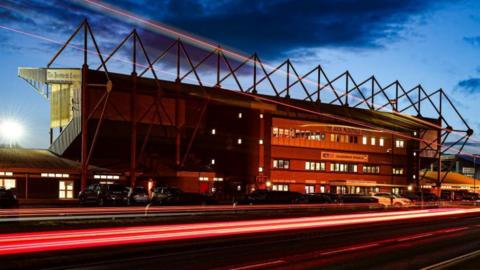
left=237, top=190, right=306, bottom=205
left=460, top=192, right=479, bottom=201
left=415, top=192, right=438, bottom=202
left=338, top=194, right=378, bottom=204
left=0, top=187, right=18, bottom=208
left=79, top=183, right=129, bottom=206
left=127, top=186, right=149, bottom=205
left=442, top=190, right=479, bottom=201
left=306, top=193, right=335, bottom=204
left=151, top=187, right=216, bottom=205
left=401, top=192, right=421, bottom=202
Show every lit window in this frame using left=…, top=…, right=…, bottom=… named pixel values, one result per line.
left=273, top=159, right=289, bottom=169
left=330, top=163, right=357, bottom=173
left=259, top=113, right=263, bottom=119
left=379, top=137, right=385, bottom=147
left=363, top=165, right=380, bottom=174
left=211, top=129, right=216, bottom=135
left=362, top=136, right=368, bottom=145
left=41, top=173, right=70, bottom=178
left=305, top=185, right=315, bottom=194
left=0, top=172, right=13, bottom=176
left=0, top=179, right=16, bottom=189
left=258, top=167, right=263, bottom=173
left=238, top=112, right=243, bottom=119
left=237, top=138, right=242, bottom=144
left=199, top=177, right=209, bottom=181
left=213, top=177, right=223, bottom=182
left=272, top=184, right=289, bottom=191
left=211, top=159, right=215, bottom=165
left=259, top=139, right=263, bottom=144
left=59, top=180, right=73, bottom=199
left=413, top=152, right=417, bottom=157
left=395, top=139, right=405, bottom=148
left=393, top=168, right=404, bottom=175
left=273, top=127, right=279, bottom=137
left=305, top=161, right=325, bottom=171
left=371, top=137, right=376, bottom=146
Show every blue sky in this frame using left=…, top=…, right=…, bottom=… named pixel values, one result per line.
left=0, top=0, right=480, bottom=154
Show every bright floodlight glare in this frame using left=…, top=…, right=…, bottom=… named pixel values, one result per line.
left=0, top=120, right=23, bottom=146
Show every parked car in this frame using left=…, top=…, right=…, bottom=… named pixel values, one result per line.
left=415, top=192, right=439, bottom=202
left=127, top=186, right=149, bottom=205
left=372, top=192, right=411, bottom=207
left=79, top=183, right=129, bottom=206
left=306, top=193, right=334, bottom=204
left=237, top=190, right=306, bottom=205
left=0, top=187, right=18, bottom=208
left=400, top=192, right=421, bottom=202
left=151, top=187, right=216, bottom=205
left=461, top=192, right=479, bottom=201
left=339, top=194, right=378, bottom=204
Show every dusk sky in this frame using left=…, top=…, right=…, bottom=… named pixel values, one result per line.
left=1, top=0, right=480, bottom=155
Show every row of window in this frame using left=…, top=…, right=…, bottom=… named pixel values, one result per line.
left=272, top=127, right=406, bottom=148
left=0, top=179, right=74, bottom=199
left=272, top=184, right=402, bottom=195
left=272, top=159, right=404, bottom=175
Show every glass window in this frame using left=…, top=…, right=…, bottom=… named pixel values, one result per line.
left=363, top=165, right=380, bottom=174
left=272, top=184, right=289, bottom=191
left=274, top=159, right=290, bottom=169
left=362, top=136, right=368, bottom=145
left=395, top=139, right=405, bottom=148
left=330, top=163, right=357, bottom=173
left=379, top=137, right=385, bottom=146
left=0, top=179, right=16, bottom=189
left=305, top=185, right=315, bottom=194
left=273, top=127, right=279, bottom=137
left=305, top=161, right=325, bottom=171
left=59, top=180, right=74, bottom=199
left=393, top=168, right=404, bottom=175
left=371, top=137, right=376, bottom=146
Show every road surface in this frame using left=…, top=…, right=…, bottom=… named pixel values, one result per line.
left=2, top=207, right=480, bottom=269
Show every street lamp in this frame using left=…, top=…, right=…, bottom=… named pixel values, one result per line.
left=0, top=119, right=23, bottom=147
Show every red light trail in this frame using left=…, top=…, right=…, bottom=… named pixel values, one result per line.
left=0, top=208, right=478, bottom=255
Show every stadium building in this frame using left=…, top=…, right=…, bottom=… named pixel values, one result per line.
left=1, top=20, right=473, bottom=202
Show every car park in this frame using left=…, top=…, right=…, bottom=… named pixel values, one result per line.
left=372, top=192, right=411, bottom=207
left=339, top=194, right=378, bottom=204
left=400, top=192, right=421, bottom=202
left=0, top=187, right=17, bottom=208
left=79, top=183, right=129, bottom=206
left=127, top=186, right=149, bottom=205
left=237, top=190, right=306, bottom=205
left=151, top=187, right=216, bottom=205
left=415, top=191, right=439, bottom=202
left=306, top=193, right=334, bottom=204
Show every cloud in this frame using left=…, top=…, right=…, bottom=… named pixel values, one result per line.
left=108, top=0, right=449, bottom=59
left=464, top=36, right=480, bottom=47
left=0, top=0, right=452, bottom=63
left=456, top=78, right=480, bottom=94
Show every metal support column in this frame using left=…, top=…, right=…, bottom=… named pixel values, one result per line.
left=130, top=33, right=138, bottom=188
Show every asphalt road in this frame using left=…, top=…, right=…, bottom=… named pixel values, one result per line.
left=2, top=208, right=480, bottom=270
